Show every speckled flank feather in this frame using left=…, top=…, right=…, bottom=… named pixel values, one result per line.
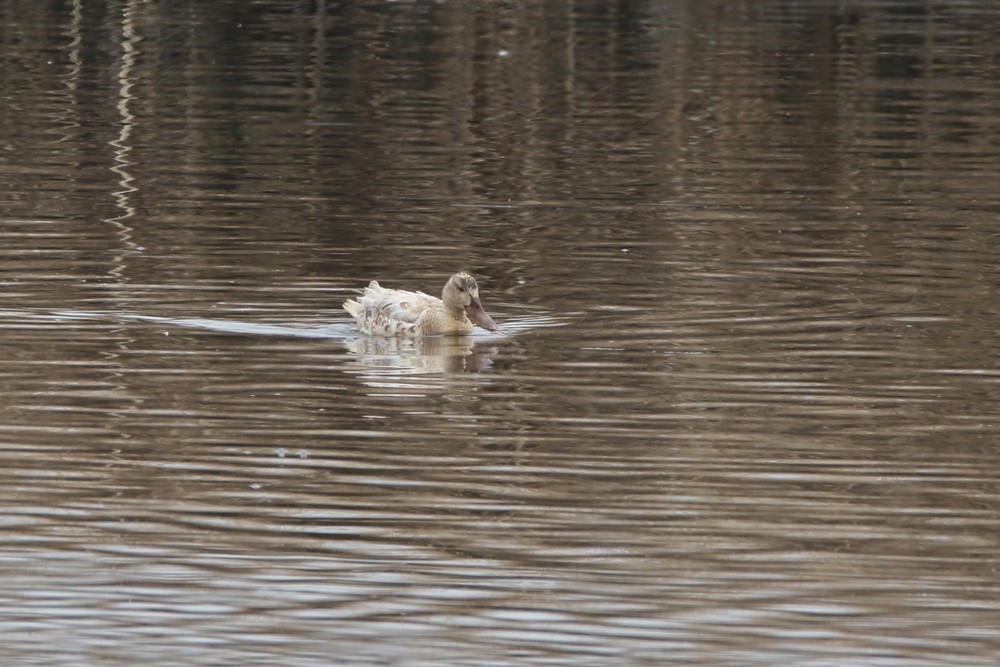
left=343, top=273, right=499, bottom=337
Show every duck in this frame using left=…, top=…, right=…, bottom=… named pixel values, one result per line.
left=343, top=272, right=499, bottom=337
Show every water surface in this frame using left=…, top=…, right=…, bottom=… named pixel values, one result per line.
left=1, top=1, right=998, bottom=665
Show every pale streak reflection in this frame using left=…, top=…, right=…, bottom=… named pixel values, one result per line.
left=60, top=0, right=83, bottom=96
left=106, top=0, right=142, bottom=280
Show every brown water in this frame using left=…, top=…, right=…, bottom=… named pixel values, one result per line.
left=1, top=1, right=998, bottom=665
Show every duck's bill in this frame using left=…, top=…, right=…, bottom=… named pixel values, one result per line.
left=466, top=299, right=499, bottom=332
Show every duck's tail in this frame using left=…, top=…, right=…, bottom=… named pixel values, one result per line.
left=343, top=298, right=363, bottom=319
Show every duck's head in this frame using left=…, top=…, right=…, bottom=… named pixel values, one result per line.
left=443, top=272, right=499, bottom=332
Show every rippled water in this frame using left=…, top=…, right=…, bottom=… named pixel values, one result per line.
left=1, top=1, right=998, bottom=665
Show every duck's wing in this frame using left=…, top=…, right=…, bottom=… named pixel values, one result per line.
left=350, top=284, right=442, bottom=336
left=366, top=287, right=439, bottom=322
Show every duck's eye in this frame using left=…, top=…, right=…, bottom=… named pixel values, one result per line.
left=457, top=285, right=466, bottom=292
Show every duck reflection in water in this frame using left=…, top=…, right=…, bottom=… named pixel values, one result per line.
left=343, top=272, right=499, bottom=337
left=345, top=335, right=498, bottom=373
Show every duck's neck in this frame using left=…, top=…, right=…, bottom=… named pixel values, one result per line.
left=432, top=305, right=471, bottom=334
left=444, top=303, right=466, bottom=321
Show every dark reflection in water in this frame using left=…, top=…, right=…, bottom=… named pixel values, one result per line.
left=1, top=1, right=998, bottom=665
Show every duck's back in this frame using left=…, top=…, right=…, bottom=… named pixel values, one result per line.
left=343, top=281, right=443, bottom=336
